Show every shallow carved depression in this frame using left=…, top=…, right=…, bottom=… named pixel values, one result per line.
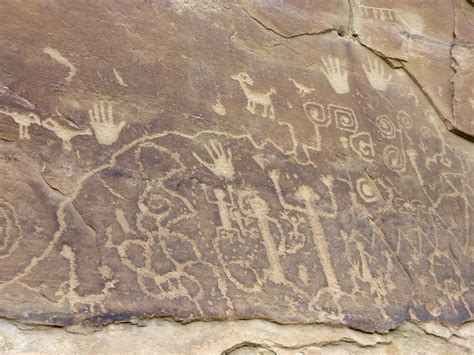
left=0, top=0, right=472, bottom=352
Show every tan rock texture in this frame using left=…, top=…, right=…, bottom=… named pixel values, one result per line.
left=0, top=0, right=472, bottom=347
left=1, top=319, right=473, bottom=354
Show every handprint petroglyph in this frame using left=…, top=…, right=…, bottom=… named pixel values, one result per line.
left=232, top=72, right=276, bottom=119
left=320, top=55, right=349, bottom=94
left=193, top=140, right=235, bottom=181
left=362, top=57, right=392, bottom=91
left=89, top=101, right=126, bottom=145
left=0, top=109, right=41, bottom=140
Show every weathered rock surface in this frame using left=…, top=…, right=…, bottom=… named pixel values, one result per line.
left=1, top=319, right=473, bottom=354
left=0, top=0, right=472, bottom=345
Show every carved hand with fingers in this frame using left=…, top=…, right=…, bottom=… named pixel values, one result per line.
left=362, top=57, right=392, bottom=91
left=89, top=101, right=126, bottom=145
left=320, top=55, right=349, bottom=94
left=193, top=140, right=235, bottom=181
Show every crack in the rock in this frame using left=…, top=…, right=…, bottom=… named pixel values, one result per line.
left=241, top=7, right=339, bottom=40
left=70, top=200, right=102, bottom=264
left=41, top=173, right=71, bottom=198
left=0, top=83, right=37, bottom=111
left=352, top=35, right=474, bottom=142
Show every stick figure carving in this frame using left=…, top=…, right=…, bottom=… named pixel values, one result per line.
left=269, top=170, right=341, bottom=294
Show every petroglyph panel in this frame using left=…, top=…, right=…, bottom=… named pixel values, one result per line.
left=0, top=0, right=472, bottom=335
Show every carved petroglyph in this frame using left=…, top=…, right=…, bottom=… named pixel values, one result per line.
left=113, top=68, right=128, bottom=87
left=320, top=56, right=349, bottom=94
left=193, top=140, right=235, bottom=181
left=0, top=120, right=471, bottom=327
left=302, top=102, right=328, bottom=152
left=43, top=47, right=77, bottom=83
left=212, top=98, right=227, bottom=116
left=289, top=78, right=315, bottom=97
left=350, top=132, right=375, bottom=162
left=377, top=111, right=414, bottom=173
left=383, top=145, right=406, bottom=173
left=355, top=0, right=424, bottom=33
left=355, top=0, right=397, bottom=21
left=376, top=115, right=397, bottom=139
left=59, top=245, right=115, bottom=312
left=303, top=102, right=330, bottom=127
left=328, top=105, right=358, bottom=132
left=232, top=72, right=276, bottom=119
left=269, top=170, right=341, bottom=295
left=362, top=57, right=392, bottom=91
left=88, top=101, right=126, bottom=145
left=407, top=88, right=420, bottom=106
left=0, top=200, right=23, bottom=257
left=42, top=117, right=92, bottom=151
left=0, top=109, right=41, bottom=139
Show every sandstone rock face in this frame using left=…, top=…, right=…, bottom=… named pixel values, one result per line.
left=0, top=0, right=472, bottom=345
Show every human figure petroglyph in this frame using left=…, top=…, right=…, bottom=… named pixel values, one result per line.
left=88, top=101, right=126, bottom=145
left=0, top=109, right=41, bottom=140
left=269, top=170, right=341, bottom=294
left=231, top=72, right=276, bottom=119
left=203, top=185, right=264, bottom=293
left=362, top=57, right=392, bottom=91
left=238, top=190, right=287, bottom=284
left=193, top=140, right=235, bottom=181
left=340, top=230, right=392, bottom=321
left=43, top=47, right=77, bottom=83
left=4, top=126, right=471, bottom=324
left=42, top=117, right=92, bottom=151
left=289, top=78, right=315, bottom=97
left=320, top=55, right=349, bottom=94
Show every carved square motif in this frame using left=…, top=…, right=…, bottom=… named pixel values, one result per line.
left=328, top=104, right=358, bottom=133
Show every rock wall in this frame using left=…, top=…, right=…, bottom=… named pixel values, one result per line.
left=0, top=0, right=472, bottom=352
left=1, top=319, right=473, bottom=354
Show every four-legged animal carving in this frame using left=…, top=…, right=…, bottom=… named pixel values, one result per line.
left=42, top=117, right=92, bottom=150
left=0, top=109, right=41, bottom=139
left=232, top=72, right=276, bottom=119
